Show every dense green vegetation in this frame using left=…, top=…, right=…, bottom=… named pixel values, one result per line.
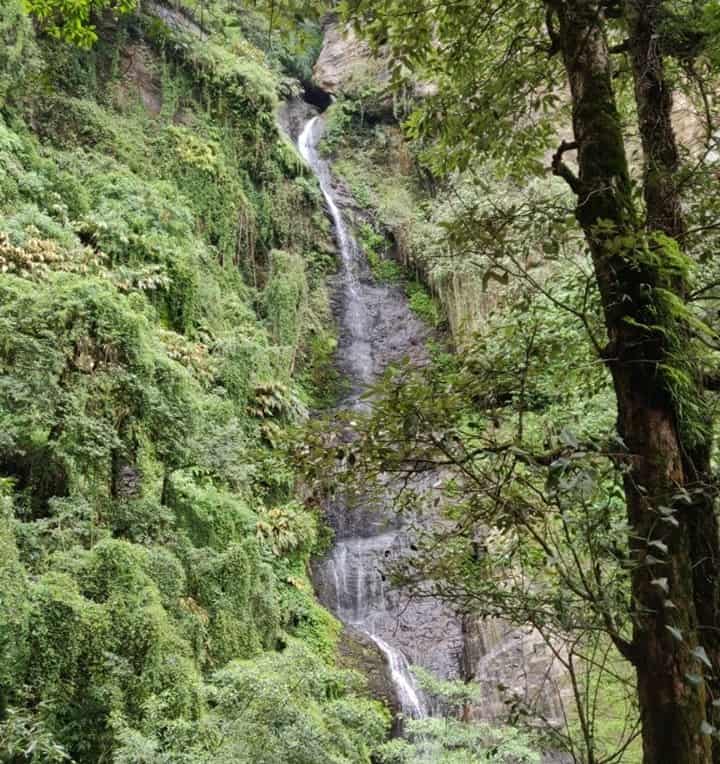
left=4, top=0, right=720, bottom=761
left=0, top=1, right=393, bottom=761
left=299, top=1, right=720, bottom=763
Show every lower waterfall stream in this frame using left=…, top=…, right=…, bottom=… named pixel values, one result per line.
left=297, top=114, right=450, bottom=722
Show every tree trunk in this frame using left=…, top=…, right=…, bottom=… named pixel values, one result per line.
left=549, top=1, right=712, bottom=760
left=625, top=2, right=720, bottom=756
left=625, top=0, right=684, bottom=238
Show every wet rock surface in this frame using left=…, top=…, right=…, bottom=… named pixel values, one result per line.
left=117, top=43, right=163, bottom=115
left=142, top=0, right=208, bottom=38
left=277, top=97, right=318, bottom=143
left=295, top=111, right=567, bottom=736
left=462, top=617, right=567, bottom=724
left=337, top=626, right=403, bottom=733
left=297, top=114, right=461, bottom=721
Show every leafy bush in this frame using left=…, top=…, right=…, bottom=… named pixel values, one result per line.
left=374, top=718, right=540, bottom=763
left=0, top=493, right=30, bottom=709
left=167, top=470, right=256, bottom=549
left=0, top=0, right=37, bottom=107
left=0, top=5, right=379, bottom=762
left=358, top=222, right=403, bottom=282
left=319, top=99, right=357, bottom=156
left=406, top=280, right=442, bottom=326
left=114, top=640, right=390, bottom=763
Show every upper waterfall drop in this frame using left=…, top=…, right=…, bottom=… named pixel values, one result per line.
left=297, top=115, right=374, bottom=397
left=298, top=117, right=356, bottom=286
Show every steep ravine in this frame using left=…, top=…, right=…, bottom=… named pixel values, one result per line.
left=293, top=112, right=466, bottom=726
left=299, top=18, right=575, bottom=740
left=286, top=105, right=570, bottom=754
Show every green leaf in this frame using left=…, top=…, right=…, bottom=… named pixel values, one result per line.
left=693, top=645, right=713, bottom=670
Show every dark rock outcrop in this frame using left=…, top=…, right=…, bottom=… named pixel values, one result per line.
left=337, top=626, right=403, bottom=734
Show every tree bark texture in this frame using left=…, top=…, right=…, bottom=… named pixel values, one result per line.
left=625, top=1, right=720, bottom=756
left=548, top=1, right=714, bottom=760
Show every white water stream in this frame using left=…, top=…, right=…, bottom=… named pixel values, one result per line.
left=297, top=115, right=429, bottom=721
left=298, top=117, right=374, bottom=398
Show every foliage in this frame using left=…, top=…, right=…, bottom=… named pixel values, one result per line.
left=405, top=281, right=441, bottom=327
left=320, top=99, right=358, bottom=157
left=358, top=222, right=402, bottom=282
left=375, top=717, right=540, bottom=763
left=0, top=1, right=37, bottom=107
left=0, top=493, right=30, bottom=712
left=263, top=249, right=309, bottom=351
left=297, top=265, right=641, bottom=761
left=112, top=640, right=389, bottom=763
left=25, top=0, right=137, bottom=47
left=0, top=703, right=72, bottom=763
left=0, top=3, right=363, bottom=761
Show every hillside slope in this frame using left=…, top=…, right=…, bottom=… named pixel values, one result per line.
left=0, top=3, right=391, bottom=761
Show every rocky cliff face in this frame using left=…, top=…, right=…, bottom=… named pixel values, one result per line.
left=462, top=617, right=567, bottom=723
left=297, top=111, right=464, bottom=726
left=312, top=15, right=434, bottom=118
left=312, top=15, right=388, bottom=97
left=309, top=21, right=570, bottom=730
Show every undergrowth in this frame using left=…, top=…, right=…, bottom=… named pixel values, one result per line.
left=0, top=2, right=386, bottom=761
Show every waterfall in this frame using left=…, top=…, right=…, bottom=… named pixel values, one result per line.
left=370, top=634, right=427, bottom=719
left=297, top=114, right=437, bottom=722
left=295, top=111, right=567, bottom=738
left=298, top=116, right=374, bottom=399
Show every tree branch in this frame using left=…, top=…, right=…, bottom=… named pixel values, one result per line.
left=552, top=140, right=581, bottom=194
left=703, top=373, right=720, bottom=392
left=545, top=6, right=561, bottom=57
left=609, top=39, right=630, bottom=54
left=602, top=0, right=623, bottom=19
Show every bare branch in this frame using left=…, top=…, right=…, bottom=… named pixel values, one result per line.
left=552, top=140, right=581, bottom=195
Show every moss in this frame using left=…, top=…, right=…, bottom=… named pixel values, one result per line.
left=0, top=494, right=30, bottom=711
left=263, top=249, right=309, bottom=351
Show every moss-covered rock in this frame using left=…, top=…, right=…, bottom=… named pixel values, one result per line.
left=337, top=626, right=402, bottom=733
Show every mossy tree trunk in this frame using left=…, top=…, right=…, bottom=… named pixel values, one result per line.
left=625, top=2, right=720, bottom=757
left=548, top=0, right=714, bottom=760
left=625, top=0, right=685, bottom=239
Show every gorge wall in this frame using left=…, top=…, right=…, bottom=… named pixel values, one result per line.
left=306, top=18, right=570, bottom=731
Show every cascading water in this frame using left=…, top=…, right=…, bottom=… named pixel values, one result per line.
left=294, top=110, right=569, bottom=746
left=297, top=114, right=456, bottom=722
left=298, top=117, right=374, bottom=400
